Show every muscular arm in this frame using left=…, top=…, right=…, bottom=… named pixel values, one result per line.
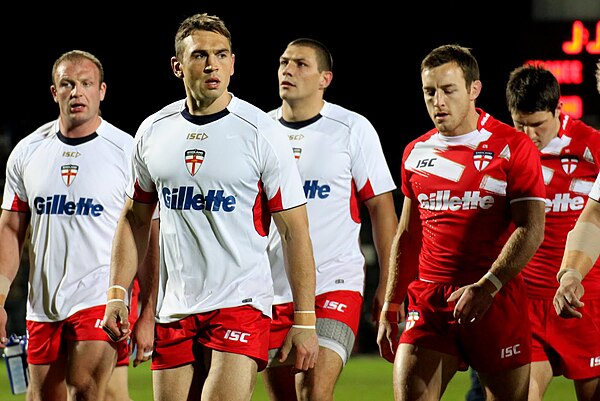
left=384, top=197, right=421, bottom=307
left=449, top=199, right=545, bottom=323
left=102, top=198, right=156, bottom=341
left=131, top=217, right=160, bottom=365
left=559, top=198, right=600, bottom=279
left=553, top=198, right=600, bottom=318
left=365, top=191, right=399, bottom=323
left=0, top=210, right=30, bottom=345
left=377, top=196, right=421, bottom=362
left=272, top=205, right=316, bottom=312
left=272, top=204, right=319, bottom=371
left=486, top=199, right=545, bottom=286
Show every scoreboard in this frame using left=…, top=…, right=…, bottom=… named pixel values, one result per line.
left=524, top=19, right=600, bottom=123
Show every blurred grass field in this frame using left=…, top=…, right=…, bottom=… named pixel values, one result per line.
left=0, top=354, right=575, bottom=400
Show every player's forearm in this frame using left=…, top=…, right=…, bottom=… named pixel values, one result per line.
left=487, top=223, right=543, bottom=286
left=110, top=210, right=150, bottom=290
left=384, top=226, right=419, bottom=304
left=558, top=199, right=600, bottom=280
left=368, top=193, right=399, bottom=291
left=285, top=238, right=316, bottom=312
left=0, top=212, right=29, bottom=306
left=137, top=220, right=160, bottom=316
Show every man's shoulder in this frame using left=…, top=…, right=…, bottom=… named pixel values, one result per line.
left=96, top=119, right=134, bottom=154
left=228, top=96, right=277, bottom=129
left=321, top=102, right=371, bottom=127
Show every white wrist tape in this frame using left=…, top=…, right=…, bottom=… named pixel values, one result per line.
left=565, top=222, right=600, bottom=265
left=292, top=325, right=316, bottom=329
left=556, top=268, right=584, bottom=283
left=108, top=285, right=128, bottom=293
left=382, top=301, right=401, bottom=312
left=483, top=271, right=503, bottom=292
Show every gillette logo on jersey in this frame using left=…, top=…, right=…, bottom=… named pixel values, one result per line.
left=417, top=190, right=494, bottom=211
left=545, top=193, right=585, bottom=212
left=304, top=180, right=330, bottom=199
left=162, top=186, right=236, bottom=211
left=33, top=195, right=104, bottom=216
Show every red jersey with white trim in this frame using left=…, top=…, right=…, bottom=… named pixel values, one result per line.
left=129, top=95, right=306, bottom=323
left=266, top=102, right=396, bottom=304
left=522, top=114, right=600, bottom=298
left=401, top=109, right=545, bottom=284
left=2, top=118, right=133, bottom=322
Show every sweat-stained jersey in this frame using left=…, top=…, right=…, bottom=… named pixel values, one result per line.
left=2, top=118, right=133, bottom=322
left=266, top=101, right=396, bottom=304
left=522, top=114, right=600, bottom=298
left=401, top=109, right=546, bottom=284
left=130, top=95, right=306, bottom=323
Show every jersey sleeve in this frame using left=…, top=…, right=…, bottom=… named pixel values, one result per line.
left=128, top=123, right=158, bottom=204
left=2, top=138, right=30, bottom=212
left=349, top=115, right=396, bottom=201
left=259, top=121, right=306, bottom=213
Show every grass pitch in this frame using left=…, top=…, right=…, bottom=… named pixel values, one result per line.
left=0, top=353, right=574, bottom=400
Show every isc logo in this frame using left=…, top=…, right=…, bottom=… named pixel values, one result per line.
left=416, top=158, right=437, bottom=168
left=500, top=344, right=521, bottom=358
left=590, top=356, right=600, bottom=367
left=323, top=300, right=347, bottom=312
left=224, top=330, right=250, bottom=343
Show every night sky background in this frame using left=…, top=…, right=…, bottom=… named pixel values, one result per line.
left=1, top=1, right=600, bottom=349
left=3, top=3, right=599, bottom=188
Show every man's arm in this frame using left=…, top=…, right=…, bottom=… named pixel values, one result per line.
left=0, top=210, right=29, bottom=345
left=102, top=198, right=156, bottom=342
left=272, top=204, right=319, bottom=372
left=448, top=199, right=545, bottom=323
left=377, top=196, right=421, bottom=363
left=130, top=217, right=160, bottom=366
left=553, top=198, right=600, bottom=318
left=365, top=191, right=399, bottom=323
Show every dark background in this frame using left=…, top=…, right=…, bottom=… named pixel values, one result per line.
left=2, top=3, right=599, bottom=183
left=1, top=2, right=600, bottom=351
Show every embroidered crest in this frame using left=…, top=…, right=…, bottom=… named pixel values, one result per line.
left=185, top=149, right=205, bottom=176
left=473, top=150, right=494, bottom=171
left=293, top=147, right=302, bottom=160
left=61, top=164, right=79, bottom=187
left=561, top=155, right=578, bottom=175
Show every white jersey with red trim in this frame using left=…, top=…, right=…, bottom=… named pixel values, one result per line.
left=267, top=101, right=396, bottom=304
left=2, top=118, right=133, bottom=322
left=130, top=95, right=306, bottom=323
left=590, top=173, right=600, bottom=202
left=522, top=114, right=600, bottom=298
left=401, top=109, right=546, bottom=285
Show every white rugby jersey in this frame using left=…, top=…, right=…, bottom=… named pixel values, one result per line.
left=266, top=101, right=397, bottom=304
left=590, top=172, right=600, bottom=202
left=130, top=95, right=306, bottom=323
left=2, top=118, right=133, bottom=322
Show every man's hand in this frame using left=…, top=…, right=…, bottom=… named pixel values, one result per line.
left=279, top=327, right=319, bottom=373
left=377, top=320, right=399, bottom=363
left=130, top=312, right=156, bottom=367
left=0, top=307, right=8, bottom=348
left=101, top=299, right=130, bottom=342
left=447, top=284, right=494, bottom=324
left=553, top=270, right=585, bottom=319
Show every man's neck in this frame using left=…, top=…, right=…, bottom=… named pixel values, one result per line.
left=281, top=99, right=324, bottom=122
